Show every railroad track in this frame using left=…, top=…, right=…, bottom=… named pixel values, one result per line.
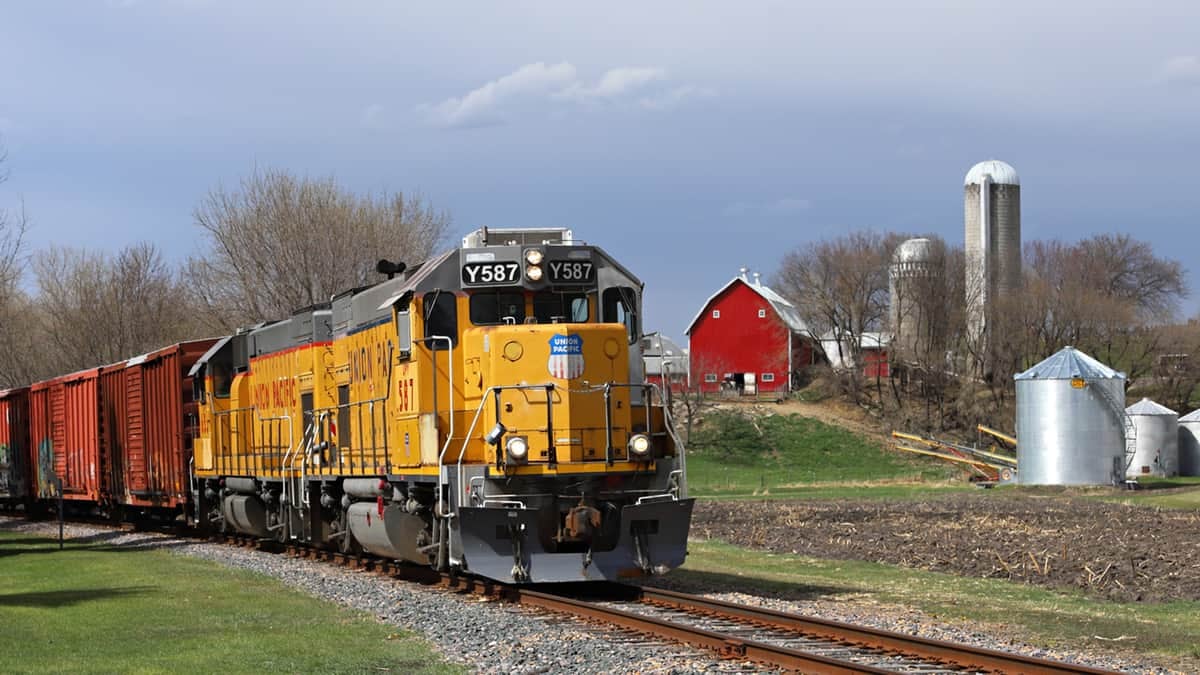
left=17, top=519, right=1120, bottom=674
left=267, top=538, right=1114, bottom=674
left=512, top=585, right=1119, bottom=674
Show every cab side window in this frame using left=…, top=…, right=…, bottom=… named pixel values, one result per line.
left=422, top=291, right=458, bottom=349
left=602, top=287, right=639, bottom=344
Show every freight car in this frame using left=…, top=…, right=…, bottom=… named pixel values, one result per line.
left=6, top=227, right=693, bottom=584
left=7, top=341, right=216, bottom=519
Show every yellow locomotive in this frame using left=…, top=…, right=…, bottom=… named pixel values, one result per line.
left=190, top=227, right=693, bottom=582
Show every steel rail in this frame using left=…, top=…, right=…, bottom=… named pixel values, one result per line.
left=505, top=587, right=896, bottom=674
left=635, top=586, right=1118, bottom=674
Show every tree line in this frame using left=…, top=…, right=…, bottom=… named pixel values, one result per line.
left=772, top=230, right=1198, bottom=432
left=0, top=152, right=450, bottom=389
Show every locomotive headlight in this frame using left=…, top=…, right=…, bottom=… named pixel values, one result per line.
left=506, top=436, right=529, bottom=463
left=525, top=265, right=544, bottom=281
left=524, top=248, right=544, bottom=265
left=628, top=434, right=652, bottom=458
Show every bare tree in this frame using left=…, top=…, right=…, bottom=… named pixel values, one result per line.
left=187, top=168, right=452, bottom=329
left=0, top=139, right=34, bottom=388
left=1020, top=235, right=1187, bottom=381
left=34, top=243, right=198, bottom=374
left=774, top=231, right=894, bottom=403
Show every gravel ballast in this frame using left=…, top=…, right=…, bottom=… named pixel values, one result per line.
left=1, top=517, right=1184, bottom=674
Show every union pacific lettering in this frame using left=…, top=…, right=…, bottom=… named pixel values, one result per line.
left=252, top=378, right=297, bottom=410
left=349, top=339, right=394, bottom=385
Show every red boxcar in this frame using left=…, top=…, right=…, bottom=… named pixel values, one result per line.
left=0, top=387, right=31, bottom=502
left=107, top=340, right=216, bottom=511
left=29, top=369, right=105, bottom=503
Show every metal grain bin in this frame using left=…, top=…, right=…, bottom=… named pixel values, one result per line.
left=1180, top=409, right=1200, bottom=477
left=1126, top=398, right=1179, bottom=477
left=1014, top=347, right=1126, bottom=485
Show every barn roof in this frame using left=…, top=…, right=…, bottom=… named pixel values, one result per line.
left=684, top=272, right=808, bottom=336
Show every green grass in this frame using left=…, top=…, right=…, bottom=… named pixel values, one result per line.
left=686, top=411, right=957, bottom=498
left=0, top=530, right=462, bottom=674
left=680, top=540, right=1200, bottom=661
left=1094, top=477, right=1200, bottom=509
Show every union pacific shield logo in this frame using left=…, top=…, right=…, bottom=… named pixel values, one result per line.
left=547, top=334, right=585, bottom=380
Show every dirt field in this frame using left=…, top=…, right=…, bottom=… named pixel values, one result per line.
left=693, top=491, right=1200, bottom=602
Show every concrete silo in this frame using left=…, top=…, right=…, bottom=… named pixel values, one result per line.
left=1126, top=399, right=1179, bottom=478
left=889, top=238, right=935, bottom=362
left=964, top=160, right=1021, bottom=342
left=1014, top=347, right=1127, bottom=485
left=1179, top=409, right=1200, bottom=476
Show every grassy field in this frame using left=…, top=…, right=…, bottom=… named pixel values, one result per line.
left=1099, top=477, right=1200, bottom=509
left=0, top=530, right=460, bottom=674
left=686, top=410, right=959, bottom=498
left=680, top=540, right=1200, bottom=664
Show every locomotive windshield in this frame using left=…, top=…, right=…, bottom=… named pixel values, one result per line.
left=533, top=291, right=589, bottom=324
left=469, top=291, right=526, bottom=325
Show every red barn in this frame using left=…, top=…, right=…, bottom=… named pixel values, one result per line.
left=686, top=270, right=817, bottom=395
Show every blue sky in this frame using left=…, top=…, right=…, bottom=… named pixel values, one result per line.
left=2, top=1, right=1198, bottom=339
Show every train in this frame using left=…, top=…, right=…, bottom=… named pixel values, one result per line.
left=0, top=227, right=694, bottom=583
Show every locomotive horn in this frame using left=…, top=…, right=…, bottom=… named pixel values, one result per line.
left=376, top=259, right=407, bottom=279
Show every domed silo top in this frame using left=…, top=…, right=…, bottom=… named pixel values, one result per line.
left=964, top=160, right=1020, bottom=186
left=1013, top=346, right=1124, bottom=381
left=893, top=238, right=933, bottom=264
left=1126, top=398, right=1178, bottom=417
left=1181, top=409, right=1200, bottom=423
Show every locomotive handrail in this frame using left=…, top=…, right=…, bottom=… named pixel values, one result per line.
left=308, top=392, right=392, bottom=476
left=600, top=382, right=653, bottom=466
left=646, top=381, right=689, bottom=499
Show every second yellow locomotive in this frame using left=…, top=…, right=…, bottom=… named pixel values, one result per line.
left=190, top=227, right=693, bottom=582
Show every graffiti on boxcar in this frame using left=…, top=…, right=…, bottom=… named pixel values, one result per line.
left=37, top=438, right=53, bottom=498
left=0, top=442, right=10, bottom=493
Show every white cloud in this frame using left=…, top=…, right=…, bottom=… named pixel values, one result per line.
left=556, top=67, right=666, bottom=101
left=1154, top=55, right=1200, bottom=87
left=422, top=61, right=577, bottom=128
left=639, top=85, right=716, bottom=110
left=360, top=104, right=386, bottom=130
left=418, top=62, right=712, bottom=129
left=723, top=197, right=812, bottom=217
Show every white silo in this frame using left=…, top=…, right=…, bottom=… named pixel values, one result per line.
left=964, top=160, right=1021, bottom=342
left=1126, top=399, right=1179, bottom=478
left=889, top=238, right=935, bottom=362
left=1179, top=409, right=1200, bottom=476
left=1014, top=347, right=1127, bottom=485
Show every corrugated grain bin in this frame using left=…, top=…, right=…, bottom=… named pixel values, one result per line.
left=1126, top=398, right=1178, bottom=477
left=0, top=387, right=31, bottom=501
left=1014, top=347, right=1126, bottom=485
left=30, top=370, right=105, bottom=502
left=1180, top=409, right=1200, bottom=477
left=116, top=340, right=217, bottom=509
